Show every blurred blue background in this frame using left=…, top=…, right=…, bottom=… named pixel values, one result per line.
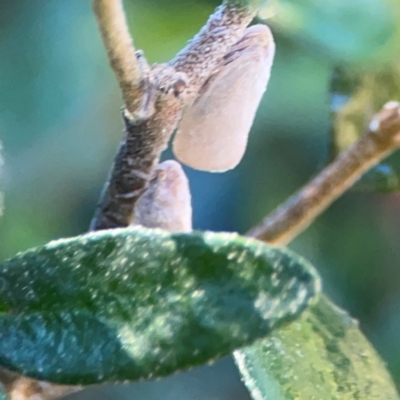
left=1, top=0, right=400, bottom=398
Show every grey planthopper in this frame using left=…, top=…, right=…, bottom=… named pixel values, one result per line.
left=132, top=160, right=192, bottom=232
left=173, top=24, right=275, bottom=172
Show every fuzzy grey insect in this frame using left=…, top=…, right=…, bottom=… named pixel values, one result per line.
left=173, top=24, right=275, bottom=172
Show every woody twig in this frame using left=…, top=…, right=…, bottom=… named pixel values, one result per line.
left=249, top=102, right=400, bottom=246
left=90, top=0, right=258, bottom=231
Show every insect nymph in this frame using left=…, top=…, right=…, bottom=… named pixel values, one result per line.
left=173, top=24, right=275, bottom=172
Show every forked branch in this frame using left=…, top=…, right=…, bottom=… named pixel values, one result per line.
left=1, top=0, right=260, bottom=398
left=90, top=0, right=259, bottom=231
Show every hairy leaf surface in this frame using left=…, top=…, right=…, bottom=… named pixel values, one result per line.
left=0, top=227, right=319, bottom=385
left=235, top=296, right=399, bottom=400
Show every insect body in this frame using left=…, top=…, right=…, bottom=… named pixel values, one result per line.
left=132, top=160, right=192, bottom=232
left=173, top=24, right=275, bottom=172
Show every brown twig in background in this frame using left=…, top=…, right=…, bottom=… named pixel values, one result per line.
left=90, top=0, right=258, bottom=231
left=248, top=101, right=400, bottom=246
left=92, top=0, right=148, bottom=117
left=0, top=367, right=79, bottom=400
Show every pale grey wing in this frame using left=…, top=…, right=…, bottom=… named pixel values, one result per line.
left=173, top=24, right=275, bottom=172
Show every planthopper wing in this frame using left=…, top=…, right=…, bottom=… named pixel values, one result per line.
left=173, top=24, right=275, bottom=172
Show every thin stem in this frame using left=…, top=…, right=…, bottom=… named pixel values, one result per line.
left=248, top=102, right=400, bottom=246
left=93, top=0, right=144, bottom=115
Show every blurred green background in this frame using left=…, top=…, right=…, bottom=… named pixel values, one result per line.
left=1, top=0, right=400, bottom=398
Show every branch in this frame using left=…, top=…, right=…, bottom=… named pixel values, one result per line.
left=248, top=101, right=400, bottom=246
left=90, top=0, right=259, bottom=230
left=0, top=367, right=79, bottom=400
left=92, top=0, right=149, bottom=117
left=170, top=0, right=256, bottom=93
left=0, top=2, right=264, bottom=399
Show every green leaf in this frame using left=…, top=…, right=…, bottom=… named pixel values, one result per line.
left=0, top=227, right=320, bottom=385
left=235, top=296, right=400, bottom=400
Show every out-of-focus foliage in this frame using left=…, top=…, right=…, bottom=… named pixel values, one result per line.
left=260, top=0, right=400, bottom=64
left=353, top=164, right=400, bottom=193
left=329, top=65, right=400, bottom=192
left=236, top=296, right=400, bottom=399
left=330, top=66, right=400, bottom=154
left=0, top=141, right=3, bottom=219
left=0, top=227, right=319, bottom=385
left=1, top=1, right=400, bottom=399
